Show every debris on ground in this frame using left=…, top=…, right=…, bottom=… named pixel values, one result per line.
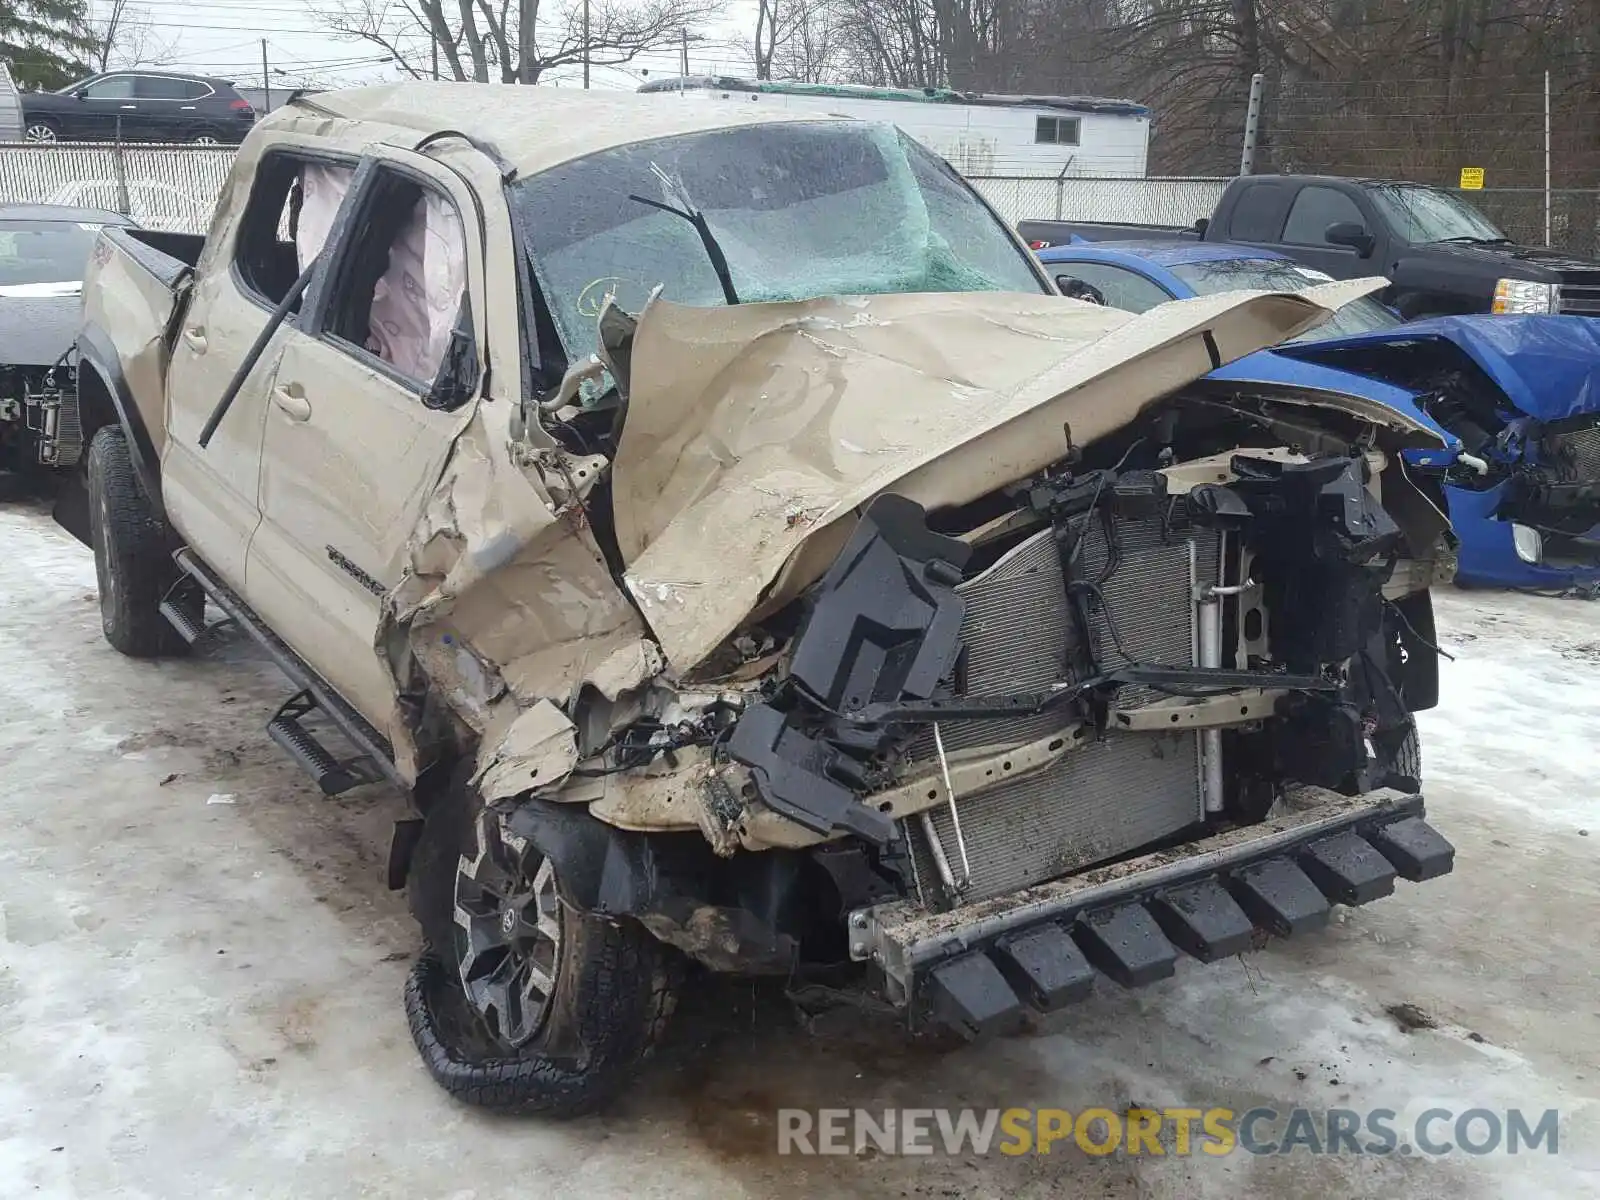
left=1385, top=1002, right=1438, bottom=1033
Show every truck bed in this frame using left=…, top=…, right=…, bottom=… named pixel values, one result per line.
left=77, top=226, right=204, bottom=462
left=105, top=227, right=206, bottom=287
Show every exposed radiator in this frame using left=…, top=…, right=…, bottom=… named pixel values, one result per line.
left=908, top=515, right=1215, bottom=908
left=1548, top=420, right=1600, bottom=482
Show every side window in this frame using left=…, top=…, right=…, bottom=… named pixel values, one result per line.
left=183, top=81, right=214, bottom=100
left=1227, top=183, right=1291, bottom=241
left=320, top=166, right=471, bottom=393
left=80, top=76, right=135, bottom=100
left=1283, top=187, right=1366, bottom=246
left=1052, top=262, right=1173, bottom=313
left=234, top=150, right=355, bottom=310
left=136, top=77, right=190, bottom=100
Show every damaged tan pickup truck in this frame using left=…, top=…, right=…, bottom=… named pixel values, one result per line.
left=66, top=83, right=1459, bottom=1115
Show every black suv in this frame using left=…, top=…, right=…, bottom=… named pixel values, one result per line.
left=21, top=72, right=256, bottom=145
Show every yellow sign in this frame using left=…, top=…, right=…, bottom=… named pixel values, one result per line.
left=1460, top=167, right=1485, bottom=190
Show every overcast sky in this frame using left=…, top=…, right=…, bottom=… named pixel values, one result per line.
left=100, top=0, right=760, bottom=91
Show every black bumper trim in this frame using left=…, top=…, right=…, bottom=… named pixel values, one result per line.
left=863, top=788, right=1452, bottom=1035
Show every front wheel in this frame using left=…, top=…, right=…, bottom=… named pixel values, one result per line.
left=404, top=786, right=675, bottom=1116
left=24, top=119, right=60, bottom=143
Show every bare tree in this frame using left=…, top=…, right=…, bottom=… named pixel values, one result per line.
left=319, top=0, right=727, bottom=84
left=771, top=5, right=844, bottom=82
left=88, top=0, right=179, bottom=72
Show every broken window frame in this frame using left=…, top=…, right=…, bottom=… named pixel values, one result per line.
left=231, top=146, right=358, bottom=317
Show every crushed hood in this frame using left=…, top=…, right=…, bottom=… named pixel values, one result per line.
left=1205, top=346, right=1456, bottom=446
left=611, top=280, right=1385, bottom=672
left=1277, top=314, right=1600, bottom=424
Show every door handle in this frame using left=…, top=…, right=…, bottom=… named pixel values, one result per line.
left=182, top=325, right=206, bottom=353
left=120, top=104, right=136, bottom=110
left=271, top=384, right=312, bottom=422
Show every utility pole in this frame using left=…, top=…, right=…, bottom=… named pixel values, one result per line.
left=680, top=27, right=689, bottom=80
left=261, top=39, right=271, bottom=115
left=582, top=0, right=590, bottom=88
left=518, top=0, right=535, bottom=83
left=1544, top=69, right=1552, bottom=247
left=1239, top=72, right=1264, bottom=176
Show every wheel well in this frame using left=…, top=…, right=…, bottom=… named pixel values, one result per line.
left=76, top=363, right=120, bottom=447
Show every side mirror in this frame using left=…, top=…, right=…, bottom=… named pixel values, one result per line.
left=425, top=312, right=480, bottom=412
left=1055, top=275, right=1107, bottom=305
left=1326, top=222, right=1375, bottom=257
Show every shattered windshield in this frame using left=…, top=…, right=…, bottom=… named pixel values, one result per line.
left=1168, top=257, right=1403, bottom=343
left=1364, top=183, right=1507, bottom=244
left=510, top=121, right=1046, bottom=352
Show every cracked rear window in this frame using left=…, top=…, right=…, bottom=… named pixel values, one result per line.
left=510, top=121, right=1045, bottom=350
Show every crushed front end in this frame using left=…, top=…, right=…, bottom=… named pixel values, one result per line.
left=509, top=390, right=1456, bottom=1036
left=0, top=360, right=79, bottom=474
left=696, top=425, right=1451, bottom=1032
left=405, top=285, right=1459, bottom=1052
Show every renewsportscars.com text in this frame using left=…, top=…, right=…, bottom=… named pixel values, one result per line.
left=777, top=1106, right=1561, bottom=1157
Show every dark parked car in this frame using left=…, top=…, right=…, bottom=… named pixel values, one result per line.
left=1019, top=174, right=1600, bottom=320
left=21, top=72, right=255, bottom=145
left=1, top=203, right=137, bottom=476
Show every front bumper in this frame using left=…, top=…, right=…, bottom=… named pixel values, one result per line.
left=1448, top=480, right=1600, bottom=589
left=848, top=785, right=1453, bottom=1037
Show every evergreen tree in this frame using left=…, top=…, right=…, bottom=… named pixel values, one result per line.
left=1, top=0, right=96, bottom=91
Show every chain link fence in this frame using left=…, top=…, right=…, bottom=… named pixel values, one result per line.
left=970, top=175, right=1229, bottom=230
left=1464, top=188, right=1600, bottom=259
left=0, top=142, right=234, bottom=233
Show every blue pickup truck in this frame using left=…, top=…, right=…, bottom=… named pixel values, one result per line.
left=1040, top=240, right=1600, bottom=590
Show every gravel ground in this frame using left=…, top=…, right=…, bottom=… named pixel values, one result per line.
left=1, top=501, right=1596, bottom=1199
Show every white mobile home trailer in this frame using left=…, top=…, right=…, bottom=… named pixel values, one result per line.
left=636, top=77, right=1151, bottom=177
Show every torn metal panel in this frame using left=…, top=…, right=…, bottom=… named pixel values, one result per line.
left=381, top=401, right=647, bottom=782
left=611, top=283, right=1396, bottom=673
left=474, top=698, right=579, bottom=801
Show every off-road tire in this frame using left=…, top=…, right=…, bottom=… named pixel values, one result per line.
left=404, top=782, right=675, bottom=1117
left=1389, top=722, right=1422, bottom=783
left=86, top=426, right=187, bottom=658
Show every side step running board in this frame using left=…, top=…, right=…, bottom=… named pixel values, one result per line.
left=159, top=576, right=232, bottom=645
left=170, top=548, right=407, bottom=794
left=268, top=689, right=387, bottom=796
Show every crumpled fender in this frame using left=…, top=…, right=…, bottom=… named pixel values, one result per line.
left=376, top=397, right=656, bottom=783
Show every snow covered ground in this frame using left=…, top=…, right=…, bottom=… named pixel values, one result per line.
left=0, top=501, right=1596, bottom=1199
